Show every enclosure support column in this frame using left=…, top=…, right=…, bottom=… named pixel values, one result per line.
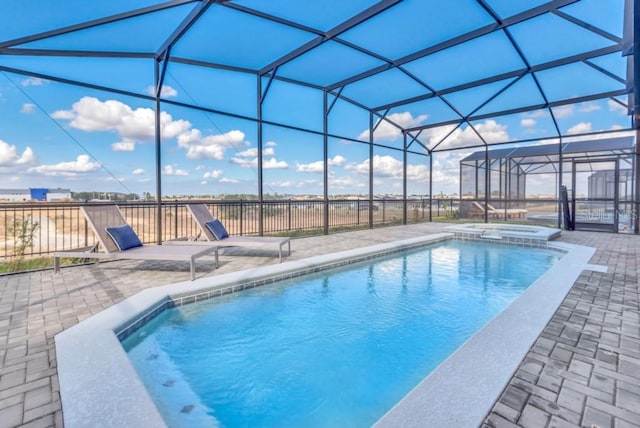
left=257, top=76, right=264, bottom=236
left=369, top=112, right=374, bottom=229
left=153, top=60, right=163, bottom=244
left=402, top=132, right=407, bottom=225
left=634, top=0, right=640, bottom=234
left=323, top=91, right=329, bottom=235
left=499, top=158, right=503, bottom=200
left=484, top=145, right=489, bottom=223
left=558, top=139, right=563, bottom=229
left=429, top=154, right=433, bottom=222
left=635, top=144, right=640, bottom=234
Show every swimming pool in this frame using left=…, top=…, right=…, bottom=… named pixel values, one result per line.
left=122, top=240, right=561, bottom=427
left=55, top=233, right=599, bottom=427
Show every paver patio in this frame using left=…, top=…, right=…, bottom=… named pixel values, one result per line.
left=0, top=223, right=638, bottom=427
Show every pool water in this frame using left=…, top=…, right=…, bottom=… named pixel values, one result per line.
left=122, top=240, right=562, bottom=427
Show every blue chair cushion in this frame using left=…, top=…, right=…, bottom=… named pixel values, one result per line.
left=105, top=224, right=143, bottom=251
left=205, top=219, right=229, bottom=240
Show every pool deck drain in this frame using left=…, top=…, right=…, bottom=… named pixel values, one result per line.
left=0, top=223, right=638, bottom=427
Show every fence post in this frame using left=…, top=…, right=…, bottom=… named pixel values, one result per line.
left=84, top=216, right=88, bottom=248
left=288, top=199, right=292, bottom=231
left=173, top=200, right=178, bottom=239
left=240, top=201, right=244, bottom=236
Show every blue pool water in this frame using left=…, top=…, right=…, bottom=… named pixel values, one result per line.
left=122, top=240, right=562, bottom=427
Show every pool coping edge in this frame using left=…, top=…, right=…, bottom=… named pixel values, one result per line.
left=374, top=240, right=600, bottom=427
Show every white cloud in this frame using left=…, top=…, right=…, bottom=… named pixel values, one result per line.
left=0, top=140, right=37, bottom=166
left=562, top=129, right=635, bottom=144
left=230, top=157, right=255, bottom=168
left=579, top=102, right=601, bottom=113
left=552, top=105, right=574, bottom=118
left=471, top=120, right=509, bottom=143
left=203, top=169, right=223, bottom=179
left=347, top=155, right=429, bottom=181
left=296, top=160, right=324, bottom=173
left=329, top=175, right=366, bottom=189
left=52, top=97, right=252, bottom=162
left=296, top=155, right=346, bottom=173
left=358, top=112, right=428, bottom=141
left=27, top=154, right=100, bottom=176
left=523, top=109, right=548, bottom=119
left=265, top=141, right=277, bottom=147
left=418, top=120, right=508, bottom=150
left=112, top=141, right=135, bottom=152
left=132, top=168, right=145, bottom=175
left=406, top=163, right=430, bottom=181
left=219, top=177, right=240, bottom=183
left=178, top=129, right=249, bottom=160
left=51, top=110, right=74, bottom=120
left=163, top=164, right=188, bottom=176
left=263, top=158, right=288, bottom=169
left=21, top=103, right=36, bottom=114
left=608, top=99, right=627, bottom=115
left=520, top=118, right=536, bottom=127
left=267, top=180, right=293, bottom=187
left=296, top=179, right=319, bottom=188
left=567, top=122, right=592, bottom=135
left=52, top=96, right=191, bottom=143
left=235, top=147, right=275, bottom=157
left=21, top=77, right=47, bottom=87
left=145, top=85, right=178, bottom=98
left=610, top=124, right=624, bottom=130
left=267, top=179, right=318, bottom=188
left=230, top=156, right=288, bottom=169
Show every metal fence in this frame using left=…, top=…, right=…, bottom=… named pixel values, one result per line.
left=0, top=198, right=557, bottom=261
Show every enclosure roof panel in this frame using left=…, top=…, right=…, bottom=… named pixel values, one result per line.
left=460, top=136, right=635, bottom=162
left=0, top=0, right=633, bottom=150
left=13, top=4, right=196, bottom=53
left=0, top=0, right=173, bottom=42
left=170, top=5, right=319, bottom=70
left=338, top=0, right=494, bottom=60
left=232, top=0, right=381, bottom=32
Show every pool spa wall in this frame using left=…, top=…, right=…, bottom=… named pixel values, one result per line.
left=55, top=233, right=602, bottom=428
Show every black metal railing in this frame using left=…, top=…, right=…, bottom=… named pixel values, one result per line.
left=0, top=197, right=564, bottom=261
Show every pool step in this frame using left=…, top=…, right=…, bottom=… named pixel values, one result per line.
left=481, top=231, right=502, bottom=240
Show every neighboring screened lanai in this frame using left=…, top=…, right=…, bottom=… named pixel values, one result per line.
left=0, top=0, right=638, bottom=234
left=459, top=135, right=637, bottom=232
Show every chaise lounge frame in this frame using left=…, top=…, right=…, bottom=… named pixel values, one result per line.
left=53, top=205, right=218, bottom=280
left=185, top=204, right=291, bottom=262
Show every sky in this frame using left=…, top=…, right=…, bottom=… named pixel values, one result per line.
left=0, top=0, right=632, bottom=198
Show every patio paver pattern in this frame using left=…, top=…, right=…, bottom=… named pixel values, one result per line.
left=0, top=223, right=638, bottom=427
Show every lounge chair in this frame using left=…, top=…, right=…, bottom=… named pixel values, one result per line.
left=486, top=203, right=528, bottom=219
left=467, top=201, right=528, bottom=219
left=466, top=201, right=494, bottom=219
left=53, top=205, right=218, bottom=280
left=185, top=204, right=291, bottom=262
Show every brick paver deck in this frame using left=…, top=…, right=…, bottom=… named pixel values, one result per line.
left=0, top=224, right=638, bottom=427
left=483, top=232, right=640, bottom=428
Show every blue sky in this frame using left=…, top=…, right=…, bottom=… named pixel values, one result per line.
left=0, top=0, right=632, bottom=197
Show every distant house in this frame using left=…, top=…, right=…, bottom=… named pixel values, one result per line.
left=0, top=188, right=72, bottom=202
